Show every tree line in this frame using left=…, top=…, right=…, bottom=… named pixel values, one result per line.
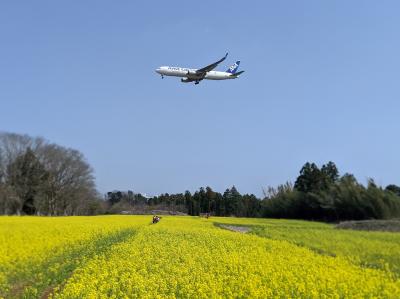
left=262, top=162, right=400, bottom=221
left=0, top=132, right=101, bottom=215
left=2, top=132, right=400, bottom=221
left=106, top=186, right=261, bottom=217
left=106, top=162, right=400, bottom=221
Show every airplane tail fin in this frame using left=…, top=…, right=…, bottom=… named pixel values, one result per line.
left=226, top=61, right=240, bottom=74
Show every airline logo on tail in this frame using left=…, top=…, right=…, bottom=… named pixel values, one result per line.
left=227, top=61, right=240, bottom=74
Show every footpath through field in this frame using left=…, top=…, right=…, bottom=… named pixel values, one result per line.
left=1, top=216, right=400, bottom=298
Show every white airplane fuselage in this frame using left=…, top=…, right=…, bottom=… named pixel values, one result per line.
left=156, top=66, right=235, bottom=80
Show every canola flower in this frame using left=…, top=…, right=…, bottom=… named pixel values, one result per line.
left=54, top=217, right=400, bottom=298
left=1, top=216, right=399, bottom=298
left=215, top=217, right=400, bottom=275
left=0, top=216, right=149, bottom=298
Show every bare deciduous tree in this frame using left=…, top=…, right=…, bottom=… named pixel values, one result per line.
left=0, top=132, right=100, bottom=215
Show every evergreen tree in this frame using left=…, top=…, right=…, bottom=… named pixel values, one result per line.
left=294, top=162, right=323, bottom=193
left=214, top=192, right=223, bottom=216
left=386, top=184, right=400, bottom=196
left=184, top=190, right=193, bottom=215
left=6, top=148, right=48, bottom=215
left=321, top=161, right=339, bottom=188
left=295, top=162, right=339, bottom=193
left=205, top=186, right=216, bottom=214
left=222, top=186, right=242, bottom=216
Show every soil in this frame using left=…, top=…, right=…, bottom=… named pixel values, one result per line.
left=219, top=225, right=251, bottom=233
left=336, top=219, right=400, bottom=232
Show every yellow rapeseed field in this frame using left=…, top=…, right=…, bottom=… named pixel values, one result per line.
left=1, top=216, right=399, bottom=298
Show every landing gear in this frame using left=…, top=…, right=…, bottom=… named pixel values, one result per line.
left=195, top=81, right=199, bottom=85
left=161, top=75, right=164, bottom=79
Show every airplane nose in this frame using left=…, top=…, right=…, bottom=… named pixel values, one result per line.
left=155, top=68, right=161, bottom=74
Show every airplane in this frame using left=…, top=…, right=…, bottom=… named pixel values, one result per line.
left=155, top=53, right=244, bottom=85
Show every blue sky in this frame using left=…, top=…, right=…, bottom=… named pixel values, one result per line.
left=1, top=1, right=399, bottom=196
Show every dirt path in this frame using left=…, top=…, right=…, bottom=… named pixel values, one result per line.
left=220, top=225, right=251, bottom=233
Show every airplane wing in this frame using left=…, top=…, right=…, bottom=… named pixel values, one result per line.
left=195, top=53, right=228, bottom=74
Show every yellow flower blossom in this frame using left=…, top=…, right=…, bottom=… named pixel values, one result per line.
left=0, top=216, right=399, bottom=298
